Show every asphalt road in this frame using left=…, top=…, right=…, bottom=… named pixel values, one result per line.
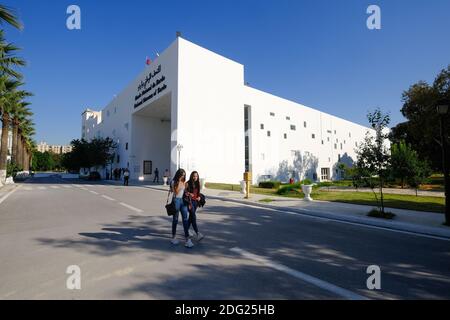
left=0, top=175, right=449, bottom=299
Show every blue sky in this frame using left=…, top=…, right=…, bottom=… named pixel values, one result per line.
left=3, top=0, right=450, bottom=145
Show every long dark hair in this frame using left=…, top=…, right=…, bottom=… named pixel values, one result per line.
left=172, top=169, right=186, bottom=194
left=187, top=171, right=200, bottom=192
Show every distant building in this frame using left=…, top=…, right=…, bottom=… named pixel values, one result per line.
left=37, top=141, right=73, bottom=154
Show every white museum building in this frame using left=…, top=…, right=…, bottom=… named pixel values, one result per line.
left=81, top=36, right=373, bottom=185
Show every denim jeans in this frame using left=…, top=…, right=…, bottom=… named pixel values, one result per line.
left=188, top=200, right=199, bottom=234
left=172, top=197, right=189, bottom=238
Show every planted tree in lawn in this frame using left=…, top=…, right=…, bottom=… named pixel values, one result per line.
left=390, top=141, right=421, bottom=188
left=355, top=108, right=391, bottom=217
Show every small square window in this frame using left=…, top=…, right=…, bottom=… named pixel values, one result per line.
left=126, top=143, right=128, bottom=150
left=304, top=121, right=307, bottom=128
left=260, top=124, right=264, bottom=130
left=284, top=133, right=287, bottom=139
left=267, top=131, right=271, bottom=137
left=312, top=134, right=315, bottom=139
left=327, top=137, right=330, bottom=142
left=270, top=112, right=275, bottom=116
left=334, top=130, right=337, bottom=134
left=334, top=144, right=337, bottom=149
left=340, top=143, right=343, bottom=150
left=286, top=116, right=290, bottom=120
left=349, top=132, right=352, bottom=138
left=290, top=125, right=296, bottom=131
left=321, top=140, right=324, bottom=145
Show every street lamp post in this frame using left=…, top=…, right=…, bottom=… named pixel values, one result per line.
left=176, top=144, right=183, bottom=170
left=437, top=105, right=449, bottom=225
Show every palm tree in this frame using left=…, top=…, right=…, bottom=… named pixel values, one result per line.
left=0, top=29, right=25, bottom=183
left=19, top=118, right=34, bottom=170
left=0, top=4, right=23, bottom=30
left=10, top=91, right=32, bottom=165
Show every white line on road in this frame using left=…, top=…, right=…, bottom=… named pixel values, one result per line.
left=0, top=185, right=22, bottom=205
left=119, top=202, right=143, bottom=214
left=90, top=190, right=99, bottom=195
left=63, top=185, right=72, bottom=188
left=37, top=186, right=46, bottom=190
left=101, top=195, right=116, bottom=201
left=50, top=186, right=59, bottom=189
left=230, top=247, right=368, bottom=300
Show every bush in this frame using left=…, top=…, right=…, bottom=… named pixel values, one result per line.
left=367, top=208, right=396, bottom=220
left=301, top=178, right=313, bottom=185
left=7, top=162, right=23, bottom=178
left=276, top=183, right=302, bottom=195
left=258, top=181, right=281, bottom=189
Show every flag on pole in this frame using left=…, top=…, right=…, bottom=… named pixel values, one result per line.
left=146, top=56, right=151, bottom=65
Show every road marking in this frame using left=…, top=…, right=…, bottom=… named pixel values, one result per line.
left=50, top=186, right=60, bottom=189
left=23, top=187, right=33, bottom=191
left=219, top=200, right=450, bottom=242
left=230, top=247, right=368, bottom=300
left=63, top=185, right=72, bottom=188
left=101, top=195, right=116, bottom=201
left=37, top=186, right=47, bottom=190
left=0, top=185, right=22, bottom=205
left=119, top=202, right=143, bottom=214
left=90, top=190, right=99, bottom=195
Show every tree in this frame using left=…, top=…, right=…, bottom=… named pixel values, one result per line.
left=62, top=138, right=117, bottom=174
left=390, top=141, right=420, bottom=188
left=390, top=66, right=450, bottom=171
left=408, top=159, right=432, bottom=197
left=355, top=108, right=391, bottom=216
left=0, top=29, right=26, bottom=183
left=0, top=4, right=23, bottom=30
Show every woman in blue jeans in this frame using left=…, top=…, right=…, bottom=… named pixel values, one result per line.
left=186, top=171, right=204, bottom=241
left=170, top=169, right=194, bottom=248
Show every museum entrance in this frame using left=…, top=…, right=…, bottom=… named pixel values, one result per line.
left=131, top=92, right=172, bottom=182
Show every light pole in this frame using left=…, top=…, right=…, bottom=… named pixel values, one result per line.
left=437, top=105, right=449, bottom=225
left=176, top=144, right=183, bottom=170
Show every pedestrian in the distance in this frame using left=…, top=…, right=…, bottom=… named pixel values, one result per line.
left=170, top=169, right=193, bottom=248
left=153, top=168, right=160, bottom=183
left=186, top=171, right=204, bottom=242
left=123, top=168, right=130, bottom=186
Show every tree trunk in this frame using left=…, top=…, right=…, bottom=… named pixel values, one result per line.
left=0, top=112, right=10, bottom=183
left=11, top=120, right=19, bottom=165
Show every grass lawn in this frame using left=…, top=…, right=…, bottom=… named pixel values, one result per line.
left=311, top=191, right=445, bottom=213
left=205, top=182, right=445, bottom=213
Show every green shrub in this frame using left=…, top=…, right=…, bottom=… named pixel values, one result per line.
left=367, top=208, right=396, bottom=219
left=258, top=181, right=281, bottom=189
left=7, top=162, right=23, bottom=178
left=301, top=178, right=313, bottom=185
left=276, top=183, right=303, bottom=195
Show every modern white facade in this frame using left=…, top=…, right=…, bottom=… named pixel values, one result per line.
left=81, top=37, right=373, bottom=184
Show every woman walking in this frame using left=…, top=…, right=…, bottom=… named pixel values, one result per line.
left=186, top=171, right=204, bottom=241
left=170, top=169, right=194, bottom=248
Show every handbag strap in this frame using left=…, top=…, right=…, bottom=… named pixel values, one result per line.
left=166, top=189, right=173, bottom=204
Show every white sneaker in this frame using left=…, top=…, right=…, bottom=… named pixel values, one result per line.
left=188, top=229, right=195, bottom=237
left=196, top=232, right=205, bottom=242
left=171, top=238, right=179, bottom=245
left=185, top=239, right=194, bottom=248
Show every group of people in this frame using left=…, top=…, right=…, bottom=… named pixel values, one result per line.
left=169, top=168, right=204, bottom=248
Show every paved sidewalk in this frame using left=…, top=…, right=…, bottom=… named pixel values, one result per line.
left=95, top=178, right=450, bottom=239
left=319, top=186, right=444, bottom=197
